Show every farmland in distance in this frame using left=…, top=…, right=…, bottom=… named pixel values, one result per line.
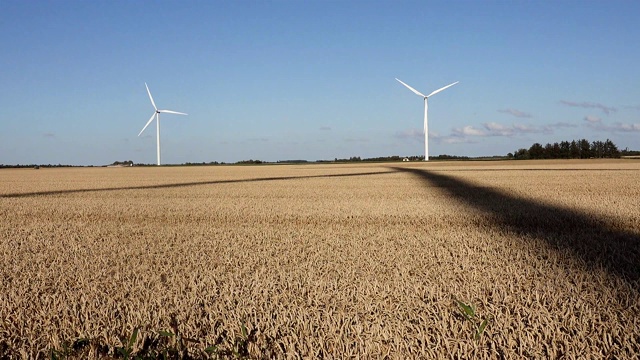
left=1, top=160, right=639, bottom=358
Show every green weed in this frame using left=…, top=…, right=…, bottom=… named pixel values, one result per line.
left=454, top=298, right=493, bottom=340
left=47, top=320, right=257, bottom=359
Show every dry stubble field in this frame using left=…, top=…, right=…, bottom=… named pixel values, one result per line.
left=1, top=160, right=639, bottom=358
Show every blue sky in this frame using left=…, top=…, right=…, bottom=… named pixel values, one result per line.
left=1, top=1, right=639, bottom=165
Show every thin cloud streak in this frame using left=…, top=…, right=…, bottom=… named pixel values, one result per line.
left=395, top=128, right=464, bottom=143
left=548, top=122, right=577, bottom=128
left=498, top=108, right=532, bottom=118
left=429, top=131, right=477, bottom=144
left=344, top=137, right=370, bottom=143
left=560, top=100, right=617, bottom=115
left=395, top=129, right=423, bottom=141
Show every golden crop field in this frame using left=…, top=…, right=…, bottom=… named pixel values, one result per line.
left=1, top=160, right=639, bottom=359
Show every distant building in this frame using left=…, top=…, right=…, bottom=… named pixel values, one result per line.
left=402, top=158, right=410, bottom=162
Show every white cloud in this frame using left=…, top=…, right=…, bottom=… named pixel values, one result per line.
left=583, top=117, right=640, bottom=133
left=513, top=123, right=540, bottom=133
left=453, top=125, right=487, bottom=136
left=406, top=118, right=594, bottom=147
left=449, top=121, right=557, bottom=141
left=611, top=122, right=640, bottom=132
left=584, top=115, right=602, bottom=123
left=484, top=122, right=514, bottom=136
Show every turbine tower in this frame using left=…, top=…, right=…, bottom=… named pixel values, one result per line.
left=396, top=78, right=458, bottom=161
left=138, top=83, right=187, bottom=165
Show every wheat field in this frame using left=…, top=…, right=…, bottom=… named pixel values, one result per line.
left=1, top=160, right=639, bottom=358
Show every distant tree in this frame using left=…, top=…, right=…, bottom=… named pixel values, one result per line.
left=559, top=141, right=571, bottom=159
left=551, top=142, right=561, bottom=159
left=591, top=140, right=605, bottom=158
left=514, top=148, right=530, bottom=160
left=543, top=143, right=554, bottom=159
left=529, top=143, right=545, bottom=159
left=579, top=139, right=592, bottom=158
left=621, top=148, right=640, bottom=156
left=603, top=139, right=620, bottom=158
left=111, top=160, right=133, bottom=166
left=432, top=154, right=470, bottom=160
left=236, top=159, right=263, bottom=164
left=570, top=140, right=580, bottom=158
left=512, top=138, right=622, bottom=160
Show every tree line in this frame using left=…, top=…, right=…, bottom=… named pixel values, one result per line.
left=328, top=155, right=421, bottom=162
left=508, top=139, right=621, bottom=160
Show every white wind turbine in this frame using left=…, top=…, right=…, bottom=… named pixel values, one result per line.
left=396, top=78, right=458, bottom=161
left=138, top=83, right=187, bottom=165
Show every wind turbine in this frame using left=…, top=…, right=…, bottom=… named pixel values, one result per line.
left=395, top=78, right=458, bottom=161
left=138, top=83, right=187, bottom=166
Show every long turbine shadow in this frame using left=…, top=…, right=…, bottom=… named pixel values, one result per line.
left=1, top=170, right=398, bottom=198
left=390, top=166, right=640, bottom=287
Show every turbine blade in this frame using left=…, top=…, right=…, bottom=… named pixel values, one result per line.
left=158, top=110, right=188, bottom=115
left=427, top=81, right=459, bottom=98
left=145, top=82, right=157, bottom=110
left=138, top=113, right=156, bottom=136
left=396, top=78, right=426, bottom=97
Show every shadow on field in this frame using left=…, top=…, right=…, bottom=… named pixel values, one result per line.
left=390, top=166, right=640, bottom=288
left=0, top=170, right=398, bottom=198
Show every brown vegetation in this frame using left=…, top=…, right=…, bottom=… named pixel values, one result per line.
left=1, top=160, right=639, bottom=358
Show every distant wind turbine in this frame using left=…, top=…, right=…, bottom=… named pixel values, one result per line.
left=138, top=83, right=187, bottom=166
left=396, top=78, right=458, bottom=161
